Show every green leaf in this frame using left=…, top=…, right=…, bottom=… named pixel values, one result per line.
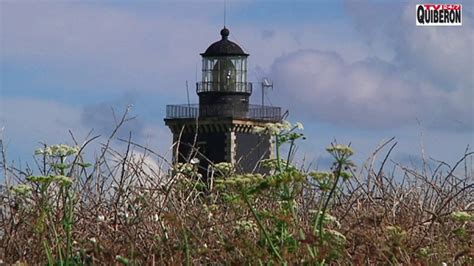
left=78, top=162, right=93, bottom=168
left=52, top=163, right=70, bottom=170
left=116, top=255, right=130, bottom=265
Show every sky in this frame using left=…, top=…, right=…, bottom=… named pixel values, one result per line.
left=1, top=0, right=473, bottom=174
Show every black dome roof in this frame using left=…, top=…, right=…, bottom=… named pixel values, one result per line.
left=201, top=27, right=249, bottom=57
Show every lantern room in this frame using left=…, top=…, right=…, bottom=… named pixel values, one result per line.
left=197, top=27, right=252, bottom=118
left=197, top=27, right=251, bottom=94
left=199, top=56, right=248, bottom=93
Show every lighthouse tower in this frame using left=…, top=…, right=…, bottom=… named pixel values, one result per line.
left=164, top=27, right=281, bottom=174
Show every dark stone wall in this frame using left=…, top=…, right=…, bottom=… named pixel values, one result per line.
left=176, top=131, right=227, bottom=172
left=173, top=129, right=272, bottom=175
left=199, top=92, right=249, bottom=118
left=235, top=133, right=271, bottom=173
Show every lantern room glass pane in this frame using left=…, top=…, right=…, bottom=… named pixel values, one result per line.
left=201, top=56, right=248, bottom=92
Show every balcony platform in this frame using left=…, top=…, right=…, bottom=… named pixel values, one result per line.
left=165, top=104, right=281, bottom=122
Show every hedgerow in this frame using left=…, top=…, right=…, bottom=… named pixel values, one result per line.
left=0, top=114, right=472, bottom=264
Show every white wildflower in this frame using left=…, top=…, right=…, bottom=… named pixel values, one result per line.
left=323, top=213, right=338, bottom=223
left=35, top=144, right=79, bottom=157
left=54, top=175, right=74, bottom=186
left=309, top=171, right=333, bottom=181
left=235, top=220, right=258, bottom=232
left=326, top=144, right=354, bottom=156
left=214, top=162, right=234, bottom=175
left=97, top=215, right=105, bottom=222
left=51, top=144, right=79, bottom=157
left=190, top=157, right=200, bottom=165
left=174, top=162, right=194, bottom=174
left=27, top=175, right=55, bottom=183
left=265, top=123, right=281, bottom=135
left=35, top=148, right=45, bottom=155
left=281, top=120, right=292, bottom=131
left=295, top=122, right=304, bottom=130
left=11, top=184, right=32, bottom=195
left=252, top=126, right=266, bottom=134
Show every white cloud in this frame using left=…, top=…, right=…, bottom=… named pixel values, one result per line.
left=140, top=124, right=173, bottom=157
left=343, top=0, right=473, bottom=92
left=0, top=96, right=174, bottom=162
left=0, top=97, right=88, bottom=157
left=1, top=2, right=219, bottom=92
left=269, top=49, right=471, bottom=130
left=1, top=1, right=372, bottom=94
left=265, top=0, right=473, bottom=131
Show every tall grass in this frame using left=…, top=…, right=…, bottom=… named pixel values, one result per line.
left=0, top=115, right=472, bottom=264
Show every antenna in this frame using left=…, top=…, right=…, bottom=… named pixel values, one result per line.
left=224, top=0, right=226, bottom=27
left=186, top=80, right=191, bottom=107
left=195, top=62, right=198, bottom=85
left=261, top=77, right=273, bottom=106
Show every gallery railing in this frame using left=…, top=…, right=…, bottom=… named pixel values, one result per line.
left=166, top=104, right=281, bottom=121
left=196, top=81, right=252, bottom=94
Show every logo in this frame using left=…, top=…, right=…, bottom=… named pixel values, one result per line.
left=416, top=4, right=462, bottom=26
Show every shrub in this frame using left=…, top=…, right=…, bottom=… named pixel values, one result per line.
left=0, top=119, right=472, bottom=264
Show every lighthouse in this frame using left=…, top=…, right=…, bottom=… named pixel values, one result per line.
left=164, top=27, right=281, bottom=174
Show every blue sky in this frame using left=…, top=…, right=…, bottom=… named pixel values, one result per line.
left=1, top=0, right=473, bottom=173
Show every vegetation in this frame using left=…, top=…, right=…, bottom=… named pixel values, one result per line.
left=0, top=115, right=472, bottom=264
